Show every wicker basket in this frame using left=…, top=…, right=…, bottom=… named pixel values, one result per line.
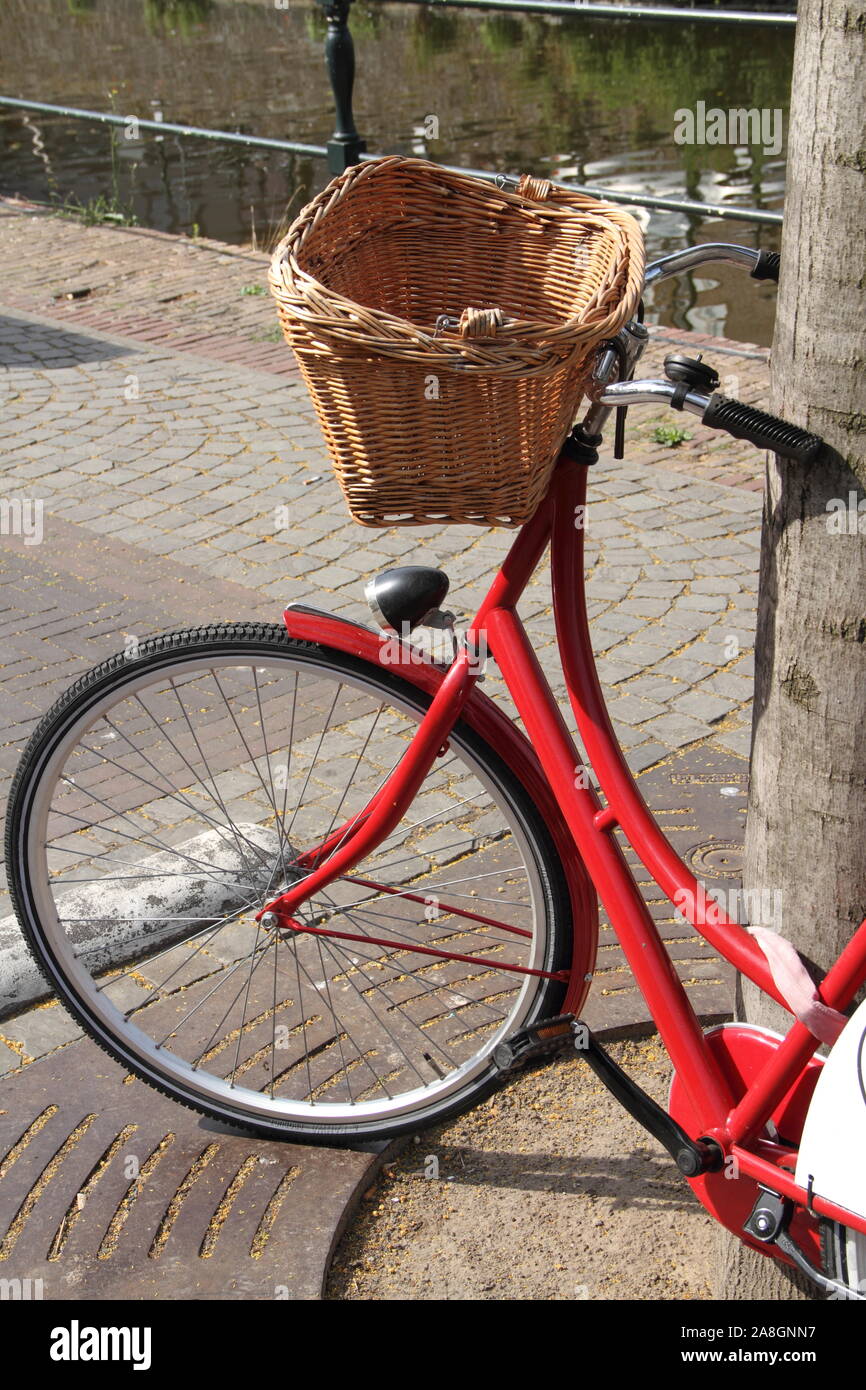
left=269, top=156, right=644, bottom=528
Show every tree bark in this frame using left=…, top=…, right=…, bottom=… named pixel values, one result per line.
left=716, top=0, right=866, bottom=1300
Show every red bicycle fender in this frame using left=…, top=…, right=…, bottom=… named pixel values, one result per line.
left=282, top=604, right=597, bottom=1010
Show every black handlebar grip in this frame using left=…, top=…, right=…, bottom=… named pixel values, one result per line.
left=702, top=394, right=825, bottom=463
left=750, top=249, right=780, bottom=282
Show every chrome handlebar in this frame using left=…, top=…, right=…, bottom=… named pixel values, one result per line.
left=644, top=242, right=761, bottom=288
left=597, top=379, right=710, bottom=415
left=577, top=241, right=782, bottom=443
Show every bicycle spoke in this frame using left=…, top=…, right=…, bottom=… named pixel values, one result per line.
left=284, top=681, right=342, bottom=842
left=315, top=890, right=510, bottom=1025
left=210, top=669, right=287, bottom=849
left=270, top=913, right=280, bottom=1099
left=162, top=940, right=273, bottom=1051
left=250, top=666, right=291, bottom=885
left=163, top=681, right=271, bottom=885
left=313, top=701, right=386, bottom=865
left=300, top=929, right=440, bottom=1086
left=257, top=932, right=393, bottom=1101
left=318, top=895, right=522, bottom=962
left=229, top=921, right=265, bottom=1089
left=341, top=876, right=532, bottom=937
left=309, top=932, right=357, bottom=1104
left=52, top=794, right=260, bottom=902
left=294, top=889, right=451, bottom=1086
left=109, top=905, right=258, bottom=1014
left=278, top=671, right=299, bottom=826
left=99, top=707, right=275, bottom=879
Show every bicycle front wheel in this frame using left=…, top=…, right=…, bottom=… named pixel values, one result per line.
left=6, top=623, right=576, bottom=1142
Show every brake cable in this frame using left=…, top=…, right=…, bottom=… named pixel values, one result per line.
left=611, top=300, right=645, bottom=460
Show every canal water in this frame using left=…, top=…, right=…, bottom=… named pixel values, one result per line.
left=0, top=0, right=793, bottom=343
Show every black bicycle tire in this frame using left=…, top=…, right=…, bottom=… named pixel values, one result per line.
left=6, top=622, right=577, bottom=1144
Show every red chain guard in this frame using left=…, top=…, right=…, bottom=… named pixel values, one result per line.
left=669, top=1023, right=824, bottom=1267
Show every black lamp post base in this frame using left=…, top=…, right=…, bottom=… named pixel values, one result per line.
left=326, top=136, right=367, bottom=175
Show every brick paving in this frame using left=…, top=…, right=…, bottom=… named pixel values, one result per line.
left=0, top=202, right=771, bottom=1079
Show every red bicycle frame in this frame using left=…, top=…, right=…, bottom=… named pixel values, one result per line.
left=265, top=450, right=866, bottom=1241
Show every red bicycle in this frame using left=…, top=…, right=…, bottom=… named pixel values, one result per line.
left=7, top=242, right=865, bottom=1298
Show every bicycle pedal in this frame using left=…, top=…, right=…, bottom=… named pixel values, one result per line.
left=493, top=1014, right=577, bottom=1075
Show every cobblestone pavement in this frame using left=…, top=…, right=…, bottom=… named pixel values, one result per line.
left=0, top=205, right=771, bottom=1080
left=1, top=193, right=771, bottom=492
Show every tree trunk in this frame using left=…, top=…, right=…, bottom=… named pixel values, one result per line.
left=716, top=0, right=866, bottom=1300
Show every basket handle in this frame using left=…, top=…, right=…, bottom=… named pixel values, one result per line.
left=459, top=307, right=504, bottom=338
left=517, top=174, right=553, bottom=201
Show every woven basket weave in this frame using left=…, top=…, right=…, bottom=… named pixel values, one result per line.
left=269, top=156, right=645, bottom=528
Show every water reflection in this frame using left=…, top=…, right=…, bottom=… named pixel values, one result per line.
left=0, top=0, right=793, bottom=341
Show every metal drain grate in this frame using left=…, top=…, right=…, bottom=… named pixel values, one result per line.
left=0, top=1044, right=389, bottom=1299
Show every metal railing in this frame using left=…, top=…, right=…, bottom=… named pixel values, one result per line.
left=0, top=94, right=785, bottom=227
left=371, top=0, right=796, bottom=24
left=0, top=97, right=328, bottom=162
